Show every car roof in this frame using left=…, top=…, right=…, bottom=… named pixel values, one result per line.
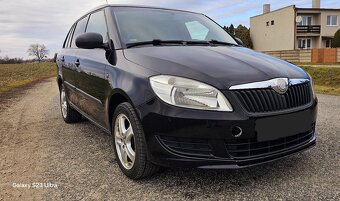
left=87, top=4, right=201, bottom=15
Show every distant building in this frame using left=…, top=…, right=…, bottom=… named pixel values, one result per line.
left=250, top=0, right=340, bottom=51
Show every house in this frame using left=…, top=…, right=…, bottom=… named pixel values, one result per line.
left=250, top=0, right=340, bottom=51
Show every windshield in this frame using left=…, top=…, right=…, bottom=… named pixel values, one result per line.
left=112, top=7, right=237, bottom=47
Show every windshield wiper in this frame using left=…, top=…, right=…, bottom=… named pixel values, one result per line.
left=185, top=41, right=210, bottom=45
left=125, top=39, right=238, bottom=48
left=126, top=39, right=185, bottom=48
left=208, top=40, right=239, bottom=46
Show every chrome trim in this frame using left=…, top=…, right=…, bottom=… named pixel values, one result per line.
left=229, top=78, right=309, bottom=90
left=64, top=81, right=102, bottom=105
left=63, top=81, right=75, bottom=90
left=289, top=79, right=310, bottom=86
left=77, top=87, right=103, bottom=104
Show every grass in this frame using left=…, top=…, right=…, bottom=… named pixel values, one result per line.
left=299, top=66, right=340, bottom=96
left=0, top=62, right=339, bottom=96
left=0, top=62, right=56, bottom=94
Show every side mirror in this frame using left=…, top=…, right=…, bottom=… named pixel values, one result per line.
left=76, top=32, right=106, bottom=49
left=235, top=37, right=244, bottom=46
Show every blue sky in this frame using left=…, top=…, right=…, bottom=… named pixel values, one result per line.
left=0, top=0, right=339, bottom=58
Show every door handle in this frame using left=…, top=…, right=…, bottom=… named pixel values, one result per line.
left=75, top=59, right=80, bottom=67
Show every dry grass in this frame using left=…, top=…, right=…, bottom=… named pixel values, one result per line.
left=300, top=66, right=340, bottom=96
left=0, top=62, right=56, bottom=94
left=0, top=62, right=339, bottom=96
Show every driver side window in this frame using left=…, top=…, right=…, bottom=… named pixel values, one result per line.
left=71, top=16, right=88, bottom=48
left=86, top=10, right=108, bottom=43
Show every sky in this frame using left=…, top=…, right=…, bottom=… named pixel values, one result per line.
left=0, top=0, right=339, bottom=59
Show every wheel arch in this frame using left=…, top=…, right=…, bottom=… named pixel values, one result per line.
left=107, top=89, right=137, bottom=132
left=57, top=75, right=63, bottom=91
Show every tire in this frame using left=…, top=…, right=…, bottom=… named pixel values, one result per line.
left=112, top=102, right=159, bottom=179
left=60, top=84, right=82, bottom=123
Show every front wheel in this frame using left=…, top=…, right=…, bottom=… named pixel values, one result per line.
left=112, top=102, right=159, bottom=179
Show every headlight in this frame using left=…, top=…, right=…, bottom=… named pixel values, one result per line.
left=149, top=75, right=233, bottom=111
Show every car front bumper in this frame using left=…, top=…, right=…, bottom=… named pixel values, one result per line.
left=136, top=95, right=318, bottom=169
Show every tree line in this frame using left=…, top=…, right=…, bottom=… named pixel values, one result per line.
left=0, top=49, right=24, bottom=64
left=223, top=24, right=253, bottom=49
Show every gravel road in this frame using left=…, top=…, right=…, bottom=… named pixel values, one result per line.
left=0, top=78, right=339, bottom=201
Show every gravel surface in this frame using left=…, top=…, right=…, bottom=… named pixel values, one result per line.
left=0, top=78, right=339, bottom=200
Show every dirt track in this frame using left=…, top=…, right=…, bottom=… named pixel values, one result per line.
left=0, top=78, right=339, bottom=200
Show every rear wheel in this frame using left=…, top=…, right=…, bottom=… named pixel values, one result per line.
left=60, top=84, right=82, bottom=123
left=112, top=102, right=159, bottom=179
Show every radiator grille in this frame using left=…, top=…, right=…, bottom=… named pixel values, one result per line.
left=225, top=130, right=314, bottom=159
left=233, top=82, right=312, bottom=113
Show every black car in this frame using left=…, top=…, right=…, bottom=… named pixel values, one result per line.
left=56, top=5, right=317, bottom=179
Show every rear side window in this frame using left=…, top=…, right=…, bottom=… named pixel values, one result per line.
left=63, top=29, right=70, bottom=48
left=63, top=26, right=74, bottom=48
left=71, top=16, right=88, bottom=48
left=65, top=26, right=75, bottom=48
left=86, top=11, right=108, bottom=42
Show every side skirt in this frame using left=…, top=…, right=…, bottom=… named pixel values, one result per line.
left=68, top=101, right=111, bottom=134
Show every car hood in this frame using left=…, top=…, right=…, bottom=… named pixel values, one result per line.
left=123, top=46, right=308, bottom=89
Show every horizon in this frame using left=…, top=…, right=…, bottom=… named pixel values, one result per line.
left=0, top=0, right=339, bottom=59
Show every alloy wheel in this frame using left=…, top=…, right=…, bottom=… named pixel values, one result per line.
left=60, top=87, right=67, bottom=118
left=114, top=114, right=136, bottom=170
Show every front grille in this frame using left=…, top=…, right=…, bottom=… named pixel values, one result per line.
left=225, top=130, right=314, bottom=159
left=158, top=136, right=213, bottom=157
left=233, top=82, right=312, bottom=113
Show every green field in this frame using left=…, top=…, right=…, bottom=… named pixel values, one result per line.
left=0, top=62, right=56, bottom=94
left=300, top=66, right=340, bottom=96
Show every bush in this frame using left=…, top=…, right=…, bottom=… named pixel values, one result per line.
left=0, top=56, right=24, bottom=64
left=332, top=29, right=340, bottom=48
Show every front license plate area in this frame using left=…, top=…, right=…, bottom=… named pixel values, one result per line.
left=256, top=110, right=313, bottom=142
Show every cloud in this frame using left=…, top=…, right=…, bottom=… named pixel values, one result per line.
left=0, top=0, right=339, bottom=58
left=0, top=0, right=102, bottom=58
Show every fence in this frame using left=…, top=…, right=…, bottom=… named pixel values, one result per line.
left=263, top=48, right=340, bottom=63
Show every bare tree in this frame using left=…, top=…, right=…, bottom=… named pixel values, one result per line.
left=27, top=44, right=49, bottom=62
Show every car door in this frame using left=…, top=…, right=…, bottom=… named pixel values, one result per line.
left=61, top=16, right=88, bottom=106
left=74, top=10, right=109, bottom=126
left=59, top=25, right=79, bottom=104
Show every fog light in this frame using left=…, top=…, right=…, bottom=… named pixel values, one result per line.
left=231, top=126, right=243, bottom=138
